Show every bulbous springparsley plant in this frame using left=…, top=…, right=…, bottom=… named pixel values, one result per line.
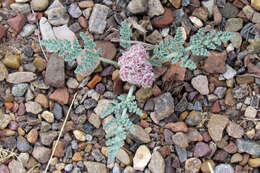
left=41, top=21, right=234, bottom=163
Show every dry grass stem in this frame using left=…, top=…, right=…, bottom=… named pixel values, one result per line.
left=44, top=93, right=78, bottom=173
left=0, top=147, right=17, bottom=163
left=208, top=161, right=214, bottom=173
left=111, top=38, right=155, bottom=50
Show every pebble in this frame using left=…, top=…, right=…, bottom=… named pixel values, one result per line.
left=40, top=131, right=58, bottom=146
left=0, top=63, right=8, bottom=81
left=88, top=4, right=109, bottom=34
left=230, top=153, right=243, bottom=163
left=84, top=99, right=97, bottom=110
left=41, top=111, right=54, bottom=123
left=33, top=57, right=47, bottom=71
left=187, top=128, right=203, bottom=142
left=39, top=17, right=56, bottom=40
left=214, top=87, right=226, bottom=99
left=3, top=54, right=21, bottom=69
left=31, top=0, right=49, bottom=11
left=244, top=106, right=257, bottom=118
left=116, top=149, right=131, bottom=165
left=95, top=83, right=105, bottom=94
left=7, top=72, right=36, bottom=84
left=32, top=146, right=51, bottom=163
left=67, top=77, right=79, bottom=89
left=201, top=160, right=215, bottom=173
left=185, top=158, right=201, bottom=173
left=248, top=158, right=260, bottom=167
left=45, top=0, right=70, bottom=26
left=194, top=142, right=211, bottom=157
left=136, top=88, right=153, bottom=102
left=214, top=164, right=234, bottom=173
left=53, top=25, right=76, bottom=42
left=230, top=32, right=242, bottom=49
left=73, top=130, right=86, bottom=141
left=35, top=93, right=49, bottom=108
left=83, top=8, right=92, bottom=20
left=172, top=132, right=189, bottom=148
left=219, top=3, right=239, bottom=18
left=128, top=125, right=151, bottom=143
left=165, top=122, right=188, bottom=133
left=133, top=145, right=151, bottom=171
left=45, top=55, right=65, bottom=88
left=203, top=51, right=227, bottom=74
left=68, top=3, right=82, bottom=18
left=10, top=3, right=30, bottom=14
left=0, top=112, right=11, bottom=129
left=189, top=16, right=203, bottom=28
left=49, top=88, right=69, bottom=105
left=20, top=24, right=36, bottom=37
left=191, top=75, right=209, bottom=95
left=192, top=7, right=208, bottom=22
left=88, top=113, right=101, bottom=128
left=78, top=1, right=94, bottom=8
left=152, top=8, right=174, bottom=28
left=96, top=41, right=117, bottom=60
left=222, top=65, right=237, bottom=80
left=242, top=5, right=255, bottom=20
left=27, top=128, right=38, bottom=144
left=8, top=160, right=26, bottom=173
left=12, top=83, right=28, bottom=97
left=151, top=93, right=174, bottom=123
left=148, top=0, right=164, bottom=17
left=94, top=99, right=112, bottom=117
left=225, top=18, right=243, bottom=32
left=0, top=164, right=9, bottom=173
left=252, top=0, right=260, bottom=11
left=213, top=6, right=222, bottom=25
left=148, top=151, right=165, bottom=173
left=17, top=136, right=32, bottom=152
left=185, top=111, right=202, bottom=126
left=207, top=114, right=229, bottom=142
left=84, top=161, right=107, bottom=173
left=69, top=22, right=81, bottom=32
left=232, top=85, right=248, bottom=99
left=226, top=122, right=244, bottom=138
left=236, top=139, right=260, bottom=156
left=0, top=23, right=6, bottom=41
left=25, top=101, right=42, bottom=114
left=146, top=30, right=163, bottom=44
left=127, top=0, right=148, bottom=14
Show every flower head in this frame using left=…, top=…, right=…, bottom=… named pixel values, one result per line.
left=118, top=44, right=155, bottom=88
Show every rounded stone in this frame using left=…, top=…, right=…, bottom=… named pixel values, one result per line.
left=31, top=0, right=49, bottom=11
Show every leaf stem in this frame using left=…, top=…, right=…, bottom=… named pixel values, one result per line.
left=97, top=57, right=119, bottom=67
left=164, top=52, right=178, bottom=61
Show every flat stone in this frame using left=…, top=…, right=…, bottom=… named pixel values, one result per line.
left=236, top=139, right=260, bottom=156
left=214, top=164, right=234, bottom=173
left=189, top=16, right=203, bottom=28
left=226, top=122, right=244, bottom=138
left=20, top=24, right=36, bottom=37
left=25, top=101, right=42, bottom=114
left=194, top=142, right=211, bottom=157
left=7, top=14, right=26, bottom=33
left=10, top=3, right=30, bottom=14
left=230, top=32, right=242, bottom=49
left=191, top=75, right=209, bottom=95
left=45, top=55, right=65, bottom=88
left=252, top=0, right=260, bottom=11
left=0, top=164, right=9, bottom=173
left=185, top=111, right=202, bottom=126
left=248, top=158, right=260, bottom=168
left=49, top=88, right=69, bottom=105
left=244, top=106, right=257, bottom=118
left=27, top=128, right=38, bottom=144
left=169, top=0, right=181, bottom=8
left=39, top=17, right=56, bottom=40
left=116, top=148, right=131, bottom=165
left=220, top=3, right=239, bottom=18
left=12, top=83, right=28, bottom=97
left=78, top=1, right=94, bottom=8
left=88, top=113, right=101, bottom=128
left=213, top=6, right=222, bottom=25
left=73, top=130, right=86, bottom=142
left=148, top=151, right=165, bottom=173
left=222, top=65, right=237, bottom=79
left=192, top=7, right=209, bottom=22
left=7, top=72, right=36, bottom=84
left=136, top=88, right=153, bottom=102
left=225, top=18, right=243, bottom=32
left=68, top=3, right=82, bottom=18
left=201, top=0, right=214, bottom=16
left=45, top=0, right=70, bottom=26
left=3, top=54, right=21, bottom=69
left=232, top=85, right=248, bottom=99
left=242, top=5, right=255, bottom=20
left=41, top=111, right=54, bottom=123
left=84, top=161, right=107, bottom=173
left=207, top=114, right=229, bottom=142
left=152, top=8, right=174, bottom=28
left=172, top=132, right=189, bottom=148
left=8, top=160, right=26, bottom=173
left=31, top=0, right=49, bottom=11
left=187, top=128, right=203, bottom=142
left=53, top=25, right=76, bottom=42
left=88, top=4, right=109, bottom=34
left=147, top=0, right=164, bottom=17
left=95, top=41, right=117, bottom=60
left=0, top=23, right=6, bottom=41
left=127, top=0, right=148, bottom=14
left=165, top=122, right=188, bottom=133
left=185, top=158, right=201, bottom=173
left=145, top=30, right=163, bottom=44
left=203, top=51, right=227, bottom=73
left=35, top=93, right=49, bottom=108
left=17, top=136, right=32, bottom=152
left=133, top=145, right=151, bottom=171
left=0, top=111, right=11, bottom=129
left=32, top=146, right=51, bottom=163
left=128, top=125, right=151, bottom=143
left=40, top=131, right=58, bottom=146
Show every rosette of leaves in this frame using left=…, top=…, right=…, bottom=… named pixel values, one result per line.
left=100, top=86, right=142, bottom=163
left=40, top=32, right=101, bottom=73
left=148, top=27, right=235, bottom=70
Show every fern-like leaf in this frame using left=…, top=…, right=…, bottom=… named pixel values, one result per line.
left=120, top=21, right=132, bottom=52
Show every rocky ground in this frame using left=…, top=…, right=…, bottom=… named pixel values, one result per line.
left=0, top=0, right=260, bottom=173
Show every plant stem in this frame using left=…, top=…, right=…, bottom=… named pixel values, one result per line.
left=127, top=85, right=135, bottom=100
left=97, top=57, right=119, bottom=67
left=164, top=52, right=178, bottom=61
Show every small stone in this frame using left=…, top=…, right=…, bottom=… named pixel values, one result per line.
left=189, top=16, right=203, bottom=28
left=0, top=23, right=6, bottom=41
left=145, top=30, right=163, bottom=44
left=230, top=32, right=242, bottom=49
left=82, top=8, right=92, bottom=20
left=88, top=113, right=101, bottom=128
left=84, top=161, right=107, bottom=173
left=31, top=0, right=49, bottom=11
left=187, top=128, right=203, bottom=142
left=191, top=75, right=209, bottom=95
left=41, top=111, right=54, bottom=123
left=53, top=25, right=76, bottom=42
left=95, top=83, right=105, bottom=94
left=73, top=130, right=86, bottom=142
left=152, top=8, right=174, bottom=28
left=230, top=153, right=243, bottom=163
left=0, top=164, right=9, bottom=173
left=225, top=89, right=236, bottom=106
left=220, top=3, right=239, bottom=18
left=214, top=164, right=234, bottom=173
left=3, top=54, right=20, bottom=69
left=165, top=122, right=188, bottom=133
left=8, top=160, right=26, bottom=173
left=17, top=136, right=32, bottom=152
left=169, top=0, right=181, bottom=8
left=72, top=152, right=82, bottom=161
left=25, top=101, right=42, bottom=114
left=236, top=139, right=260, bottom=156
left=49, top=88, right=69, bottom=105
left=78, top=1, right=94, bottom=8
left=244, top=106, right=257, bottom=118
left=20, top=24, right=36, bottom=37
left=84, top=99, right=97, bottom=110
left=7, top=14, right=26, bottom=33
left=95, top=41, right=117, bottom=60
left=45, top=0, right=69, bottom=26
left=0, top=112, right=11, bottom=129
left=116, top=149, right=131, bottom=165
left=225, top=18, right=243, bottom=32
left=147, top=0, right=164, bottom=17
left=148, top=151, right=165, bottom=173
left=248, top=158, right=260, bottom=168
left=207, top=114, right=229, bottom=142
left=94, top=99, right=112, bottom=117
left=67, top=78, right=79, bottom=89
left=242, top=5, right=255, bottom=20
left=78, top=16, right=87, bottom=28
left=32, top=146, right=51, bottom=163
left=40, top=131, right=58, bottom=146
left=151, top=93, right=174, bottom=123
left=194, top=142, right=211, bottom=157
left=214, top=87, right=227, bottom=99
left=12, top=83, right=28, bottom=97
left=185, top=158, right=201, bottom=173
left=7, top=72, right=36, bottom=84
left=127, top=0, right=148, bottom=14
left=201, top=160, right=215, bottom=173
left=136, top=88, right=153, bottom=102
left=88, top=4, right=109, bottom=34
left=223, top=65, right=237, bottom=80
left=172, top=132, right=189, bottom=148
left=226, top=122, right=244, bottom=138
left=192, top=7, right=208, bottom=22
left=128, top=125, right=151, bottom=143
left=39, top=17, right=56, bottom=40
left=68, top=3, right=82, bottom=18
left=35, top=93, right=49, bottom=108
left=213, top=6, right=222, bottom=25
left=252, top=0, right=260, bottom=11
left=52, top=141, right=64, bottom=158
left=87, top=75, right=102, bottom=89
left=203, top=51, right=227, bottom=74
left=185, top=111, right=202, bottom=126
left=133, top=145, right=151, bottom=171
left=10, top=3, right=30, bottom=14
left=27, top=128, right=38, bottom=144
left=45, top=55, right=65, bottom=88
left=0, top=62, right=8, bottom=82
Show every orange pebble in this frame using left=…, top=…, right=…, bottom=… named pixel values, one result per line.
left=5, top=102, right=13, bottom=110
left=87, top=74, right=102, bottom=89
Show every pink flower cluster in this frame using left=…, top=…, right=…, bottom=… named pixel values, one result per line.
left=118, top=44, right=155, bottom=88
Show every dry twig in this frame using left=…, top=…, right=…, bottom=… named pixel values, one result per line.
left=0, top=147, right=17, bottom=163
left=44, top=93, right=78, bottom=173
left=208, top=161, right=214, bottom=173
